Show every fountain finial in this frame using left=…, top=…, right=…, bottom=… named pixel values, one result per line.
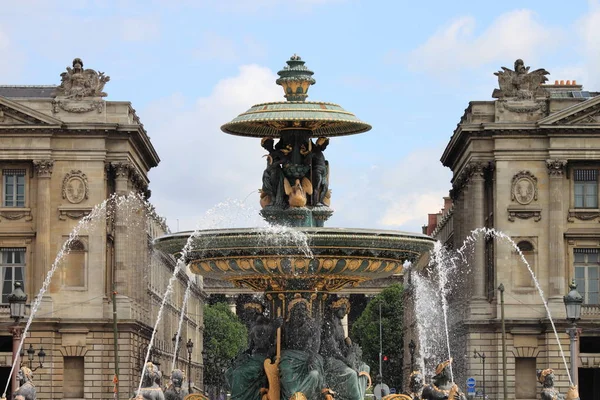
left=276, top=55, right=315, bottom=102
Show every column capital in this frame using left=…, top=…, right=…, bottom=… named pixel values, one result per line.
left=111, top=162, right=132, bottom=179
left=33, top=159, right=54, bottom=178
left=546, top=159, right=567, bottom=177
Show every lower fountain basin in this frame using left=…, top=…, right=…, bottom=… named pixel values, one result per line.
left=153, top=227, right=434, bottom=291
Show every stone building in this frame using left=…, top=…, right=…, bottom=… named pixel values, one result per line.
left=414, top=60, right=600, bottom=398
left=0, top=58, right=204, bottom=399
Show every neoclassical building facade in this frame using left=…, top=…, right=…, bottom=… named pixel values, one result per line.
left=416, top=62, right=600, bottom=398
left=0, top=58, right=204, bottom=399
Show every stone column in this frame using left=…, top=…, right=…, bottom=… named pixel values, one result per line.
left=547, top=159, right=567, bottom=297
left=10, top=326, right=23, bottom=394
left=33, top=160, right=53, bottom=295
left=112, top=162, right=132, bottom=315
left=469, top=162, right=486, bottom=299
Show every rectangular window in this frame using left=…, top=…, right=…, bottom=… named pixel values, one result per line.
left=2, top=169, right=25, bottom=208
left=63, top=356, right=84, bottom=398
left=0, top=248, right=25, bottom=304
left=574, top=249, right=600, bottom=304
left=574, top=169, right=598, bottom=209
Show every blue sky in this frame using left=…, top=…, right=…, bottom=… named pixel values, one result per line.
left=1, top=0, right=599, bottom=233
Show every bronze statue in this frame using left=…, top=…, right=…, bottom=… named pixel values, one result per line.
left=260, top=138, right=287, bottom=208
left=13, top=367, right=36, bottom=400
left=135, top=362, right=165, bottom=400
left=280, top=297, right=324, bottom=400
left=164, top=369, right=188, bottom=400
left=320, top=297, right=370, bottom=400
left=404, top=371, right=424, bottom=400
left=309, top=137, right=330, bottom=206
left=421, top=359, right=465, bottom=400
left=537, top=369, right=580, bottom=400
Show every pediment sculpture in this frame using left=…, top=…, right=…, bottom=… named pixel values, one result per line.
left=54, top=58, right=110, bottom=99
left=492, top=59, right=549, bottom=99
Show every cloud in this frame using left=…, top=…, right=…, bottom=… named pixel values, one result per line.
left=192, top=33, right=267, bottom=63
left=120, top=16, right=161, bottom=42
left=142, top=64, right=282, bottom=231
left=0, top=25, right=25, bottom=82
left=574, top=3, right=600, bottom=88
left=403, top=10, right=561, bottom=76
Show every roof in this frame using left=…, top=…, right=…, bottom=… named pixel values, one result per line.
left=0, top=85, right=57, bottom=99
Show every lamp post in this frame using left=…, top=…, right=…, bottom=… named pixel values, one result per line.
left=186, top=339, right=194, bottom=394
left=8, top=281, right=26, bottom=394
left=563, top=279, right=582, bottom=386
left=25, top=344, right=45, bottom=371
left=408, top=339, right=416, bottom=372
left=473, top=350, right=486, bottom=400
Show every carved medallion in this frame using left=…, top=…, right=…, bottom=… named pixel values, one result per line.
left=511, top=171, right=537, bottom=205
left=62, top=170, right=89, bottom=204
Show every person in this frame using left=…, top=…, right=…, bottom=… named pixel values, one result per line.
left=320, top=297, right=370, bottom=400
left=13, top=367, right=36, bottom=400
left=373, top=375, right=390, bottom=400
left=280, top=297, right=324, bottom=400
left=421, top=359, right=465, bottom=400
left=537, top=369, right=579, bottom=400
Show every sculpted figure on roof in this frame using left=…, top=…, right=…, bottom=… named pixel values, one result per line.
left=55, top=58, right=110, bottom=99
left=492, top=59, right=549, bottom=99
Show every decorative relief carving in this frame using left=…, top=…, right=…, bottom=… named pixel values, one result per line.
left=33, top=160, right=54, bottom=178
left=567, top=209, right=600, bottom=222
left=58, top=207, right=92, bottom=221
left=511, top=171, right=538, bottom=205
left=546, top=159, right=567, bottom=177
left=62, top=170, right=89, bottom=204
left=54, top=58, right=110, bottom=99
left=507, top=206, right=542, bottom=222
left=450, top=160, right=493, bottom=200
left=498, top=99, right=548, bottom=114
left=112, top=162, right=132, bottom=178
left=52, top=99, right=104, bottom=114
left=0, top=209, right=33, bottom=222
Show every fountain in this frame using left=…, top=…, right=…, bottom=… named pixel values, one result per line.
left=154, top=55, right=435, bottom=400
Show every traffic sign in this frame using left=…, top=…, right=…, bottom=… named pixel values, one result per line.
left=466, top=377, right=476, bottom=388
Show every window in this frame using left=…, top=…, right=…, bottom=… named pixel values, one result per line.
left=3, top=169, right=25, bottom=207
left=1, top=248, right=25, bottom=304
left=574, top=249, right=600, bottom=304
left=65, top=240, right=86, bottom=288
left=515, top=241, right=535, bottom=288
left=574, top=169, right=598, bottom=208
left=63, top=356, right=84, bottom=398
left=515, top=357, right=537, bottom=399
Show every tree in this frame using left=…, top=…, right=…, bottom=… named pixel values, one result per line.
left=351, top=284, right=404, bottom=390
left=203, top=302, right=247, bottom=399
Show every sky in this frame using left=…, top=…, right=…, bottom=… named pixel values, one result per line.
left=1, top=0, right=600, bottom=233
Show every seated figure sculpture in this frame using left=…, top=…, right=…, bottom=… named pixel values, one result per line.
left=421, top=359, right=465, bottom=400
left=164, top=369, right=189, bottom=400
left=537, top=369, right=580, bottom=400
left=280, top=296, right=324, bottom=400
left=135, top=362, right=165, bottom=400
left=320, top=297, right=370, bottom=400
left=226, top=309, right=282, bottom=400
left=13, top=367, right=36, bottom=400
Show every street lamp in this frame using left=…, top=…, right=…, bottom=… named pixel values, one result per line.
left=408, top=340, right=416, bottom=372
left=186, top=339, right=194, bottom=393
left=563, top=279, right=583, bottom=386
left=25, top=344, right=45, bottom=371
left=8, top=281, right=27, bottom=393
left=473, top=350, right=486, bottom=400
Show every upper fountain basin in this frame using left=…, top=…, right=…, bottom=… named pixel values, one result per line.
left=220, top=101, right=372, bottom=138
left=153, top=227, right=434, bottom=291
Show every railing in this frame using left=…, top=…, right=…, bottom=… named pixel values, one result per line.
left=581, top=304, right=600, bottom=317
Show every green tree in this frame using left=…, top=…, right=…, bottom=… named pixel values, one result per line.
left=203, top=302, right=247, bottom=398
left=351, top=284, right=404, bottom=391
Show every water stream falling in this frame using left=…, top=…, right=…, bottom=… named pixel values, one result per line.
left=413, top=227, right=573, bottom=386
left=171, top=281, right=191, bottom=372
left=1, top=192, right=145, bottom=398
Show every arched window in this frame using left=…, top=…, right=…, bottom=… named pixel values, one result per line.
left=515, top=240, right=535, bottom=288
left=65, top=239, right=87, bottom=288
